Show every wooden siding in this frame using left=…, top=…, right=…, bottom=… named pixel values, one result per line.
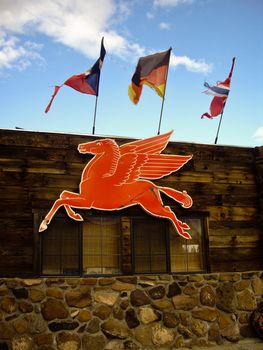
left=0, top=129, right=262, bottom=276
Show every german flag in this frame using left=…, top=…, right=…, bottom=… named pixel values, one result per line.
left=128, top=48, right=171, bottom=104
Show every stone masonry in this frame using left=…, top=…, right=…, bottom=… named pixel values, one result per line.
left=0, top=272, right=262, bottom=350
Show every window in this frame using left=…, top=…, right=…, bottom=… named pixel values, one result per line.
left=132, top=216, right=207, bottom=274
left=169, top=218, right=206, bottom=273
left=133, top=218, right=168, bottom=273
left=83, top=217, right=121, bottom=275
left=39, top=213, right=207, bottom=276
left=40, top=215, right=121, bottom=276
left=41, top=217, right=81, bottom=275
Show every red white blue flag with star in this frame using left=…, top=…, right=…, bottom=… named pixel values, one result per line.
left=45, top=37, right=106, bottom=113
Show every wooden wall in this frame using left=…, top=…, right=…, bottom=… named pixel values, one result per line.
left=0, top=129, right=262, bottom=276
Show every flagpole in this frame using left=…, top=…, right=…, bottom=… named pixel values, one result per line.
left=157, top=48, right=172, bottom=135
left=213, top=57, right=236, bottom=144
left=157, top=97, right=165, bottom=135
left=92, top=96, right=98, bottom=135
left=214, top=104, right=225, bottom=144
left=214, top=57, right=236, bottom=144
left=91, top=37, right=106, bottom=135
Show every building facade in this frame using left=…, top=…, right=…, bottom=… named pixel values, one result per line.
left=0, top=129, right=262, bottom=349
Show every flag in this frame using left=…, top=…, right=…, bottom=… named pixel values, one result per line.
left=45, top=37, right=106, bottom=113
left=201, top=57, right=236, bottom=119
left=128, top=48, right=171, bottom=104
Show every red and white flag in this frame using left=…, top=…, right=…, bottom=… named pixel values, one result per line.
left=201, top=57, right=235, bottom=119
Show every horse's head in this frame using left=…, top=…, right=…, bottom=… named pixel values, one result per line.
left=78, top=139, right=117, bottom=155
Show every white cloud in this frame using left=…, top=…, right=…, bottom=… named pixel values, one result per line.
left=116, top=1, right=132, bottom=20
left=0, top=0, right=144, bottom=66
left=253, top=127, right=263, bottom=142
left=159, top=22, right=171, bottom=30
left=0, top=0, right=209, bottom=75
left=0, top=32, right=44, bottom=70
left=154, top=0, right=194, bottom=7
left=146, top=12, right=155, bottom=19
left=170, top=53, right=212, bottom=73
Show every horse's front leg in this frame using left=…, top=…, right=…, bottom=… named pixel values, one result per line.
left=64, top=205, right=84, bottom=221
left=39, top=195, right=90, bottom=232
left=39, top=197, right=64, bottom=232
left=60, top=191, right=84, bottom=221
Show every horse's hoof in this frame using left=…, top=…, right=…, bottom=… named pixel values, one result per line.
left=181, top=222, right=190, bottom=230
left=74, top=214, right=83, bottom=221
left=177, top=221, right=191, bottom=239
left=180, top=230, right=192, bottom=239
left=39, top=220, right=48, bottom=232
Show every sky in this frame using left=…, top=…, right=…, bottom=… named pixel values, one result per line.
left=0, top=0, right=262, bottom=147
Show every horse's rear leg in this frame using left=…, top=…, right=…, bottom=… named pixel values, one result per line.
left=159, top=187, right=192, bottom=208
left=162, top=206, right=191, bottom=239
left=137, top=188, right=192, bottom=239
left=64, top=205, right=83, bottom=221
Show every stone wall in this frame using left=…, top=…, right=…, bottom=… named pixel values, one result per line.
left=0, top=272, right=262, bottom=350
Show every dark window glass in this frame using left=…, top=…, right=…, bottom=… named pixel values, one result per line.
left=133, top=218, right=168, bottom=273
left=41, top=217, right=80, bottom=275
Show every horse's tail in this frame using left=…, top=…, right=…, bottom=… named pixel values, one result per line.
left=159, top=187, right=193, bottom=208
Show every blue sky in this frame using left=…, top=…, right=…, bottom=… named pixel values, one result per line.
left=0, top=0, right=262, bottom=147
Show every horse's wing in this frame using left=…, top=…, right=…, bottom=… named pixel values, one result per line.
left=113, top=153, right=192, bottom=185
left=120, top=130, right=173, bottom=155
left=112, top=153, right=148, bottom=185
left=139, top=154, right=192, bottom=179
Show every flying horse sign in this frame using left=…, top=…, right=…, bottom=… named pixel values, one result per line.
left=39, top=131, right=193, bottom=239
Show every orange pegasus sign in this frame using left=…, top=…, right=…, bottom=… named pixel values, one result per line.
left=39, top=131, right=193, bottom=238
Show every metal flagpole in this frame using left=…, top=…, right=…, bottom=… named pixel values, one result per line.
left=214, top=57, right=236, bottom=144
left=214, top=104, right=225, bottom=144
left=157, top=97, right=166, bottom=135
left=157, top=48, right=172, bottom=135
left=92, top=96, right=98, bottom=135
left=91, top=37, right=106, bottom=135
